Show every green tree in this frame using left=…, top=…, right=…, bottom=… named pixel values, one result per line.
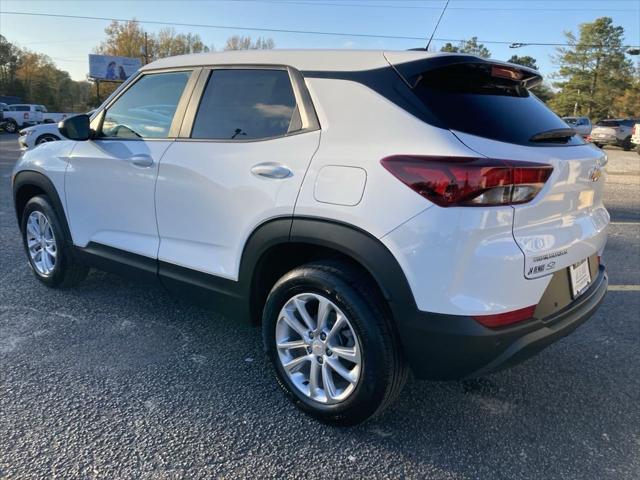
left=548, top=17, right=633, bottom=119
left=440, top=37, right=491, bottom=58
left=507, top=55, right=538, bottom=70
left=224, top=36, right=275, bottom=51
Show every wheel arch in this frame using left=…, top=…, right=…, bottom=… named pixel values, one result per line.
left=240, top=217, right=418, bottom=326
left=35, top=133, right=61, bottom=145
left=13, top=170, right=73, bottom=244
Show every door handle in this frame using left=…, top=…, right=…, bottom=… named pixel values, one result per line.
left=251, top=163, right=292, bottom=179
left=129, top=154, right=154, bottom=168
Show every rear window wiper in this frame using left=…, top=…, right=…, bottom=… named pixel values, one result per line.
left=529, top=128, right=576, bottom=143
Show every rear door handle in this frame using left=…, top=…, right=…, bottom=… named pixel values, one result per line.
left=129, top=154, right=154, bottom=168
left=251, top=162, right=292, bottom=179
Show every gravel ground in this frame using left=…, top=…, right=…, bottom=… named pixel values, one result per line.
left=1, top=134, right=639, bottom=479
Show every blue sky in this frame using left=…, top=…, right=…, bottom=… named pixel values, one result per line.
left=1, top=0, right=639, bottom=81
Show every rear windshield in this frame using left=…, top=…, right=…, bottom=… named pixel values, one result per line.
left=596, top=120, right=620, bottom=127
left=412, top=63, right=581, bottom=146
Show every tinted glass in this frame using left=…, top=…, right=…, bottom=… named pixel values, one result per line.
left=101, top=71, right=190, bottom=139
left=192, top=69, right=299, bottom=140
left=413, top=63, right=580, bottom=146
left=11, top=106, right=29, bottom=111
left=596, top=120, right=620, bottom=127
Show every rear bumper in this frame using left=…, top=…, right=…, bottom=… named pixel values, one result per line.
left=399, top=265, right=608, bottom=380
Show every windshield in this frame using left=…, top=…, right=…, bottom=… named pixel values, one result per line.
left=596, top=120, right=620, bottom=127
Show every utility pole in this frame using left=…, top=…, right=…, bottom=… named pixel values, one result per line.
left=143, top=32, right=150, bottom=65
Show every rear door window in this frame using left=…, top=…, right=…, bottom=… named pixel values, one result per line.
left=191, top=69, right=300, bottom=140
left=412, top=63, right=580, bottom=146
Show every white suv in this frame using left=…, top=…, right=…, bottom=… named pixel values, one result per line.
left=12, top=50, right=609, bottom=424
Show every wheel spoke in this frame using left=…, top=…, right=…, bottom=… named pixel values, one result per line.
left=331, top=345, right=359, bottom=363
left=309, top=360, right=320, bottom=398
left=316, top=297, right=331, bottom=332
left=293, top=297, right=315, bottom=331
left=281, top=309, right=308, bottom=338
left=327, top=357, right=358, bottom=384
left=327, top=313, right=346, bottom=341
left=321, top=362, right=337, bottom=400
left=283, top=354, right=311, bottom=373
left=277, top=339, right=306, bottom=350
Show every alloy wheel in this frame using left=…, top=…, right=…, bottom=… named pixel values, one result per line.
left=275, top=293, right=362, bottom=404
left=26, top=211, right=57, bottom=276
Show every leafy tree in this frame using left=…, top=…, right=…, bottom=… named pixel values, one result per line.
left=154, top=28, right=210, bottom=59
left=548, top=17, right=633, bottom=119
left=224, top=36, right=275, bottom=51
left=507, top=55, right=538, bottom=70
left=97, top=20, right=149, bottom=59
left=440, top=37, right=491, bottom=58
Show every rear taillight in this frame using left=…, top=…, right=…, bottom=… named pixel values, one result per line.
left=381, top=156, right=553, bottom=207
left=633, top=125, right=637, bottom=135
left=473, top=305, right=536, bottom=328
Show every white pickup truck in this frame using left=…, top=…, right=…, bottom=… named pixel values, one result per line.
left=0, top=103, right=43, bottom=133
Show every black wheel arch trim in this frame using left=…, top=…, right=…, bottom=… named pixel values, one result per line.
left=12, top=170, right=73, bottom=245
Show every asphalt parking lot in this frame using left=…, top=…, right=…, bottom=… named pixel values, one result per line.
left=0, top=133, right=638, bottom=479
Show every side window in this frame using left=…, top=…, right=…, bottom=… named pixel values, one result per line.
left=101, top=71, right=191, bottom=139
left=191, top=69, right=300, bottom=140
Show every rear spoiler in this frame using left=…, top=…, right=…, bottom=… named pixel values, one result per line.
left=384, top=53, right=543, bottom=90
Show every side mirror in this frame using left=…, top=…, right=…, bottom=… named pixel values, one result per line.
left=58, top=114, right=91, bottom=141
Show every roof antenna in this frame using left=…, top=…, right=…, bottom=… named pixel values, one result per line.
left=426, top=0, right=450, bottom=51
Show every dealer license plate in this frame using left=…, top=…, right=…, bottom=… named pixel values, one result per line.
left=569, top=259, right=591, bottom=298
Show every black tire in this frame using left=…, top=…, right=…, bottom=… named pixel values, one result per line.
left=622, top=136, right=632, bottom=151
left=4, top=119, right=18, bottom=133
left=21, top=195, right=88, bottom=288
left=636, top=144, right=640, bottom=156
left=35, top=134, right=60, bottom=145
left=262, top=261, right=408, bottom=425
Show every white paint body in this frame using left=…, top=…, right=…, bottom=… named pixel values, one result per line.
left=13, top=49, right=609, bottom=318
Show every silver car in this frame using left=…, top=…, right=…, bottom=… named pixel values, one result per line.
left=590, top=119, right=637, bottom=150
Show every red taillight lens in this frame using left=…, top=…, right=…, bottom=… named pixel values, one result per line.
left=633, top=126, right=637, bottom=135
left=473, top=305, right=536, bottom=328
left=381, top=156, right=553, bottom=207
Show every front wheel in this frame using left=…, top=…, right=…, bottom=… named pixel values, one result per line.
left=21, top=195, right=88, bottom=288
left=36, top=134, right=60, bottom=145
left=4, top=119, right=18, bottom=133
left=262, top=262, right=407, bottom=425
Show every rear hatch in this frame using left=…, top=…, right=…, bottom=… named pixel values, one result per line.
left=385, top=53, right=609, bottom=279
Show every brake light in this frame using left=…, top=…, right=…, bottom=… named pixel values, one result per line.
left=381, top=156, right=553, bottom=207
left=491, top=65, right=524, bottom=81
left=473, top=305, right=536, bottom=328
left=633, top=125, right=637, bottom=135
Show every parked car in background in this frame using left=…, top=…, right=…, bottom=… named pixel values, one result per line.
left=562, top=116, right=591, bottom=137
left=18, top=111, right=95, bottom=150
left=11, top=50, right=609, bottom=425
left=631, top=123, right=640, bottom=155
left=590, top=119, right=637, bottom=150
left=0, top=103, right=42, bottom=133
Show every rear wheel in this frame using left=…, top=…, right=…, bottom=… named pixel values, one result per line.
left=262, top=262, right=407, bottom=425
left=622, top=136, right=632, bottom=151
left=21, top=195, right=88, bottom=288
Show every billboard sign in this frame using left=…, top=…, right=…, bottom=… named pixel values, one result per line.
left=89, top=54, right=141, bottom=81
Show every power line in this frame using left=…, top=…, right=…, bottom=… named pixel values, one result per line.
left=1, top=11, right=638, bottom=49
left=213, top=0, right=640, bottom=12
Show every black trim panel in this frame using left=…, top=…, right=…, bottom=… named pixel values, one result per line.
left=13, top=171, right=73, bottom=244
left=74, top=242, right=158, bottom=284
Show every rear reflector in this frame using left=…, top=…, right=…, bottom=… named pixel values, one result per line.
left=381, top=156, right=553, bottom=207
left=473, top=305, right=536, bottom=328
